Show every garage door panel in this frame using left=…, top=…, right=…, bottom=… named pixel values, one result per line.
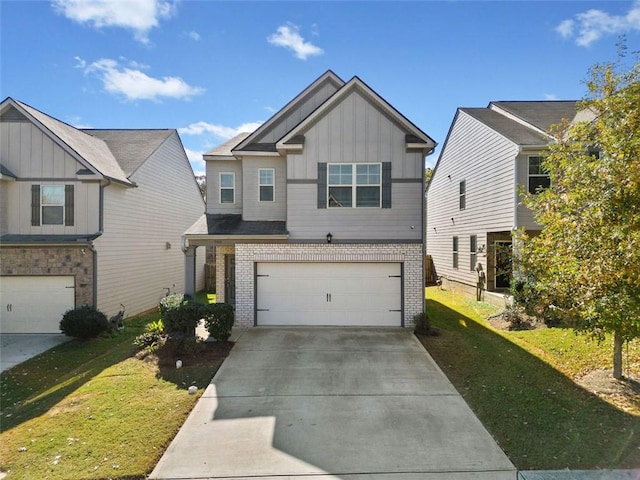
left=0, top=276, right=75, bottom=334
left=256, top=263, right=401, bottom=327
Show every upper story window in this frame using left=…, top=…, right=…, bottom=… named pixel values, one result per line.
left=259, top=168, right=275, bottom=202
left=31, top=184, right=74, bottom=226
left=328, top=163, right=381, bottom=208
left=459, top=180, right=466, bottom=210
left=219, top=173, right=235, bottom=204
left=528, top=156, right=550, bottom=194
left=453, top=236, right=459, bottom=269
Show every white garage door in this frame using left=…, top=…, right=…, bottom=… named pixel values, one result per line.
left=256, top=263, right=402, bottom=326
left=0, top=276, right=75, bottom=334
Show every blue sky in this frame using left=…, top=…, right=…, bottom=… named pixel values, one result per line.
left=2, top=1, right=639, bottom=174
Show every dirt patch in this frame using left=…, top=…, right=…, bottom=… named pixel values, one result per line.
left=576, top=369, right=640, bottom=415
left=487, top=311, right=547, bottom=331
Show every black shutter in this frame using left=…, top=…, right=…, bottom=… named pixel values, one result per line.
left=31, top=185, right=41, bottom=226
left=381, top=162, right=392, bottom=208
left=65, top=185, right=74, bottom=226
left=317, top=163, right=327, bottom=209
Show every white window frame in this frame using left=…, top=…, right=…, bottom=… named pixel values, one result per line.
left=453, top=236, right=459, bottom=270
left=470, top=235, right=477, bottom=271
left=258, top=168, right=275, bottom=202
left=219, top=172, right=235, bottom=204
left=459, top=180, right=466, bottom=210
left=41, top=185, right=65, bottom=225
left=327, top=163, right=381, bottom=208
left=528, top=156, right=550, bottom=194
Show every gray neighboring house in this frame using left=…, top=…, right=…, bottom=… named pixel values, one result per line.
left=0, top=97, right=205, bottom=333
left=183, top=70, right=436, bottom=328
left=426, top=101, right=579, bottom=301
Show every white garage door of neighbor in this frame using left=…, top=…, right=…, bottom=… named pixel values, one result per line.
left=256, top=263, right=402, bottom=326
left=0, top=276, right=75, bottom=334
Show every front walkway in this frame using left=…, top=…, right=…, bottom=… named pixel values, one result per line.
left=151, top=327, right=515, bottom=479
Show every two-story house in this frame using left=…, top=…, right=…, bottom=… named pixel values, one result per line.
left=0, top=97, right=205, bottom=334
left=183, top=71, right=436, bottom=327
left=426, top=101, right=578, bottom=302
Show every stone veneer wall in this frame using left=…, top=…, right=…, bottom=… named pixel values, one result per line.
left=0, top=246, right=94, bottom=307
left=232, top=243, right=423, bottom=328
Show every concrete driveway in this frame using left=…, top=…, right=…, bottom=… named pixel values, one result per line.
left=0, top=334, right=69, bottom=372
left=151, top=327, right=516, bottom=480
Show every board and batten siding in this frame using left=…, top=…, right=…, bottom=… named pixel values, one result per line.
left=0, top=182, right=9, bottom=235
left=426, top=110, right=519, bottom=287
left=241, top=156, right=286, bottom=221
left=253, top=82, right=341, bottom=144
left=0, top=120, right=101, bottom=235
left=206, top=160, right=242, bottom=215
left=93, top=133, right=205, bottom=317
left=286, top=90, right=423, bottom=241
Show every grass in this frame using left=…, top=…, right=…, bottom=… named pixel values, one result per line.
left=420, top=287, right=640, bottom=470
left=0, top=302, right=229, bottom=480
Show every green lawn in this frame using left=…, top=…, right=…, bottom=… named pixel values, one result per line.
left=420, top=287, right=640, bottom=470
left=0, top=306, right=229, bottom=480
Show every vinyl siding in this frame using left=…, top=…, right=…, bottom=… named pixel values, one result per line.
left=516, top=151, right=543, bottom=230
left=242, top=156, right=286, bottom=221
left=206, top=160, right=242, bottom=215
left=0, top=182, right=8, bottom=235
left=94, top=133, right=205, bottom=317
left=426, top=110, right=519, bottom=287
left=286, top=90, right=423, bottom=240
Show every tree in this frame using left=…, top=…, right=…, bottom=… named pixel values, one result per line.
left=517, top=45, right=640, bottom=379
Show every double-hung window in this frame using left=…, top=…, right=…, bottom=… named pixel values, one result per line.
left=259, top=168, right=274, bottom=202
left=459, top=180, right=466, bottom=210
left=470, top=235, right=477, bottom=271
left=220, top=173, right=235, bottom=204
left=528, top=156, right=550, bottom=194
left=328, top=163, right=381, bottom=208
left=453, top=236, right=459, bottom=269
left=31, top=184, right=74, bottom=226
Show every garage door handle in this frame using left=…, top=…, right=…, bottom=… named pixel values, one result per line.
left=389, top=309, right=401, bottom=312
left=326, top=293, right=332, bottom=302
left=65, top=286, right=75, bottom=289
left=257, top=308, right=270, bottom=312
left=6, top=304, right=11, bottom=312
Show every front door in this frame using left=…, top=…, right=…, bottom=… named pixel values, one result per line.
left=224, top=254, right=236, bottom=306
left=494, top=241, right=512, bottom=289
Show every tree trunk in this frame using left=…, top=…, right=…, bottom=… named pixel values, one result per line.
left=613, top=330, right=623, bottom=380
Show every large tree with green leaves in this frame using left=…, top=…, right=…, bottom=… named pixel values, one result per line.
left=517, top=46, right=640, bottom=379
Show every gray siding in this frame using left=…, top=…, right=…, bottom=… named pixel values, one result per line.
left=516, top=151, right=543, bottom=230
left=285, top=90, right=423, bottom=241
left=0, top=181, right=8, bottom=235
left=94, top=133, right=205, bottom=317
left=205, top=160, right=242, bottom=215
left=242, top=156, right=286, bottom=221
left=426, top=110, right=519, bottom=287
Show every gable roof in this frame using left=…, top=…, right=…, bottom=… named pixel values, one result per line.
left=233, top=70, right=345, bottom=153
left=490, top=101, right=579, bottom=135
left=84, top=129, right=174, bottom=177
left=460, top=108, right=550, bottom=146
left=204, top=132, right=251, bottom=159
left=277, top=75, right=436, bottom=151
left=2, top=98, right=132, bottom=185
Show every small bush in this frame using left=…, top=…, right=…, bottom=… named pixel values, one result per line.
left=159, top=294, right=187, bottom=316
left=60, top=305, right=110, bottom=339
left=164, top=332, right=205, bottom=356
left=163, top=303, right=201, bottom=336
left=413, top=311, right=440, bottom=336
left=203, top=303, right=235, bottom=341
left=134, top=319, right=166, bottom=350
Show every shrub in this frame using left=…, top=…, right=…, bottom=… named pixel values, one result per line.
left=203, top=303, right=235, bottom=341
left=159, top=294, right=187, bottom=317
left=134, top=319, right=166, bottom=350
left=413, top=311, right=440, bottom=336
left=60, top=305, right=110, bottom=339
left=164, top=332, right=205, bottom=356
left=163, top=303, right=201, bottom=336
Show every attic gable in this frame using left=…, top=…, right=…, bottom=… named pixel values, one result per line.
left=233, top=70, right=345, bottom=153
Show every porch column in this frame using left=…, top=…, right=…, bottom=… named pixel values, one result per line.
left=184, top=246, right=197, bottom=299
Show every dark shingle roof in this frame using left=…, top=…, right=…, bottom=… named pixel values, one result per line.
left=0, top=163, right=17, bottom=178
left=206, top=214, right=288, bottom=236
left=84, top=129, right=174, bottom=176
left=491, top=101, right=579, bottom=134
left=460, top=108, right=550, bottom=146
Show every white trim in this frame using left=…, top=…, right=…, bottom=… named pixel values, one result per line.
left=40, top=184, right=65, bottom=226
left=258, top=168, right=275, bottom=202
left=327, top=163, right=382, bottom=208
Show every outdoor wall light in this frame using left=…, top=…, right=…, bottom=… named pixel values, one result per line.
left=326, top=232, right=333, bottom=244
left=451, top=217, right=455, bottom=225
left=166, top=242, right=172, bottom=250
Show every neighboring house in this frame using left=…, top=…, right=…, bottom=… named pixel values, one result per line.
left=0, top=97, right=205, bottom=334
left=426, top=101, right=578, bottom=300
left=183, top=71, right=436, bottom=327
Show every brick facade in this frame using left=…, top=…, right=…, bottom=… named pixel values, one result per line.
left=0, top=246, right=94, bottom=308
left=216, top=243, right=423, bottom=328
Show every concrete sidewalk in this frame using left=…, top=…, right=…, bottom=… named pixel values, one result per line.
left=151, top=327, right=516, bottom=479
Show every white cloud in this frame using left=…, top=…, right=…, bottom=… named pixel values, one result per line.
left=78, top=57, right=205, bottom=101
left=184, top=147, right=206, bottom=175
left=556, top=0, right=640, bottom=47
left=267, top=24, right=324, bottom=60
left=52, top=0, right=176, bottom=44
left=187, top=31, right=200, bottom=41
left=179, top=121, right=262, bottom=140
left=543, top=93, right=559, bottom=101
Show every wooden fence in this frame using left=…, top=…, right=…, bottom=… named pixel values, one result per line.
left=425, top=255, right=440, bottom=286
